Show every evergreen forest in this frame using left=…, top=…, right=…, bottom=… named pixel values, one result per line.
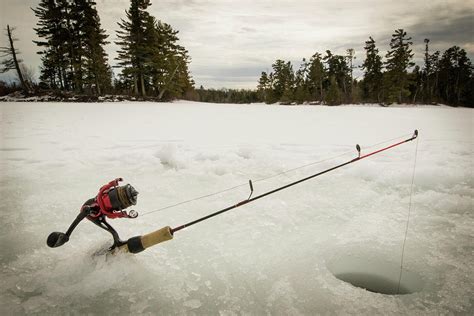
left=0, top=1, right=472, bottom=107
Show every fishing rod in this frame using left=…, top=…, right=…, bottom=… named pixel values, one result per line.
left=114, top=130, right=418, bottom=254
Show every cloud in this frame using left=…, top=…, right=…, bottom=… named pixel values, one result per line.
left=408, top=11, right=474, bottom=53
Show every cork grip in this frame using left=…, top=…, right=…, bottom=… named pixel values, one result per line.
left=141, top=226, right=173, bottom=249
left=117, top=226, right=173, bottom=254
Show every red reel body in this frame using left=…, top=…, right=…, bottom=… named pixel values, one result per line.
left=88, top=178, right=138, bottom=219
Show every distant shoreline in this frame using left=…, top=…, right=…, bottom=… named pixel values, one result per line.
left=0, top=92, right=461, bottom=107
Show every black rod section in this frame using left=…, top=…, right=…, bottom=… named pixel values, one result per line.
left=171, top=131, right=418, bottom=234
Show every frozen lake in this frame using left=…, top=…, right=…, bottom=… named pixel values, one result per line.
left=0, top=101, right=473, bottom=314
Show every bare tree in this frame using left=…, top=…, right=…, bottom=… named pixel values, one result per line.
left=0, top=25, right=30, bottom=94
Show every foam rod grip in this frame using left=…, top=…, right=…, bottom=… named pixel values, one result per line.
left=120, top=226, right=173, bottom=254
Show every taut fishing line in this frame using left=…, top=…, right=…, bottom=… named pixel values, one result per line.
left=397, top=133, right=419, bottom=294
left=140, top=132, right=413, bottom=217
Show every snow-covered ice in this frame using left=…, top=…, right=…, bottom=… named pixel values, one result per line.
left=0, top=101, right=472, bottom=314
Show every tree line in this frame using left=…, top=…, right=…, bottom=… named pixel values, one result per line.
left=1, top=0, right=193, bottom=100
left=189, top=86, right=260, bottom=104
left=1, top=6, right=472, bottom=106
left=257, top=29, right=473, bottom=107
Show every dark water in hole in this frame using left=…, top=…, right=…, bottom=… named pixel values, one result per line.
left=335, top=273, right=412, bottom=295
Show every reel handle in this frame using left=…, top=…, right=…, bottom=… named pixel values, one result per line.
left=47, top=207, right=91, bottom=248
left=47, top=232, right=69, bottom=248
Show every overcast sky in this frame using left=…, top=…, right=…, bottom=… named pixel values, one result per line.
left=0, top=0, right=473, bottom=89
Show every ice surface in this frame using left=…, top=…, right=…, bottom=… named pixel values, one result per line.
left=0, top=101, right=473, bottom=314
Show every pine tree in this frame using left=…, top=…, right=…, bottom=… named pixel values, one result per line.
left=257, top=71, right=270, bottom=102
left=421, top=39, right=442, bottom=104
left=116, top=0, right=153, bottom=96
left=326, top=75, right=341, bottom=105
left=116, top=0, right=192, bottom=98
left=438, top=46, right=472, bottom=105
left=384, top=29, right=414, bottom=104
left=271, top=59, right=294, bottom=102
left=361, top=37, right=383, bottom=102
left=294, top=58, right=310, bottom=104
left=429, top=50, right=441, bottom=102
left=409, top=65, right=422, bottom=103
left=33, top=0, right=69, bottom=89
left=150, top=20, right=193, bottom=99
left=63, top=0, right=84, bottom=92
left=258, top=72, right=278, bottom=104
left=80, top=0, right=112, bottom=95
left=307, top=52, right=325, bottom=102
left=324, top=50, right=350, bottom=102
left=33, top=0, right=111, bottom=94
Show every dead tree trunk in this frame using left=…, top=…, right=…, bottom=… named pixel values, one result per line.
left=5, top=25, right=30, bottom=94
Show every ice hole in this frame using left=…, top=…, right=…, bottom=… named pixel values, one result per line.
left=327, top=253, right=424, bottom=295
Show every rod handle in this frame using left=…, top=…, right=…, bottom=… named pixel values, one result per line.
left=142, top=226, right=173, bottom=248
left=118, top=226, right=173, bottom=254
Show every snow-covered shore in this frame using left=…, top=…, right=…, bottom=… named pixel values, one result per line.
left=0, top=92, right=457, bottom=108
left=1, top=101, right=472, bottom=314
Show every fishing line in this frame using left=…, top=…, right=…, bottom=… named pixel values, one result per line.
left=140, top=132, right=413, bottom=217
left=397, top=134, right=419, bottom=294
left=48, top=131, right=419, bottom=255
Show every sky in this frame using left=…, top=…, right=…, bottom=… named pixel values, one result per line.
left=0, top=0, right=473, bottom=89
